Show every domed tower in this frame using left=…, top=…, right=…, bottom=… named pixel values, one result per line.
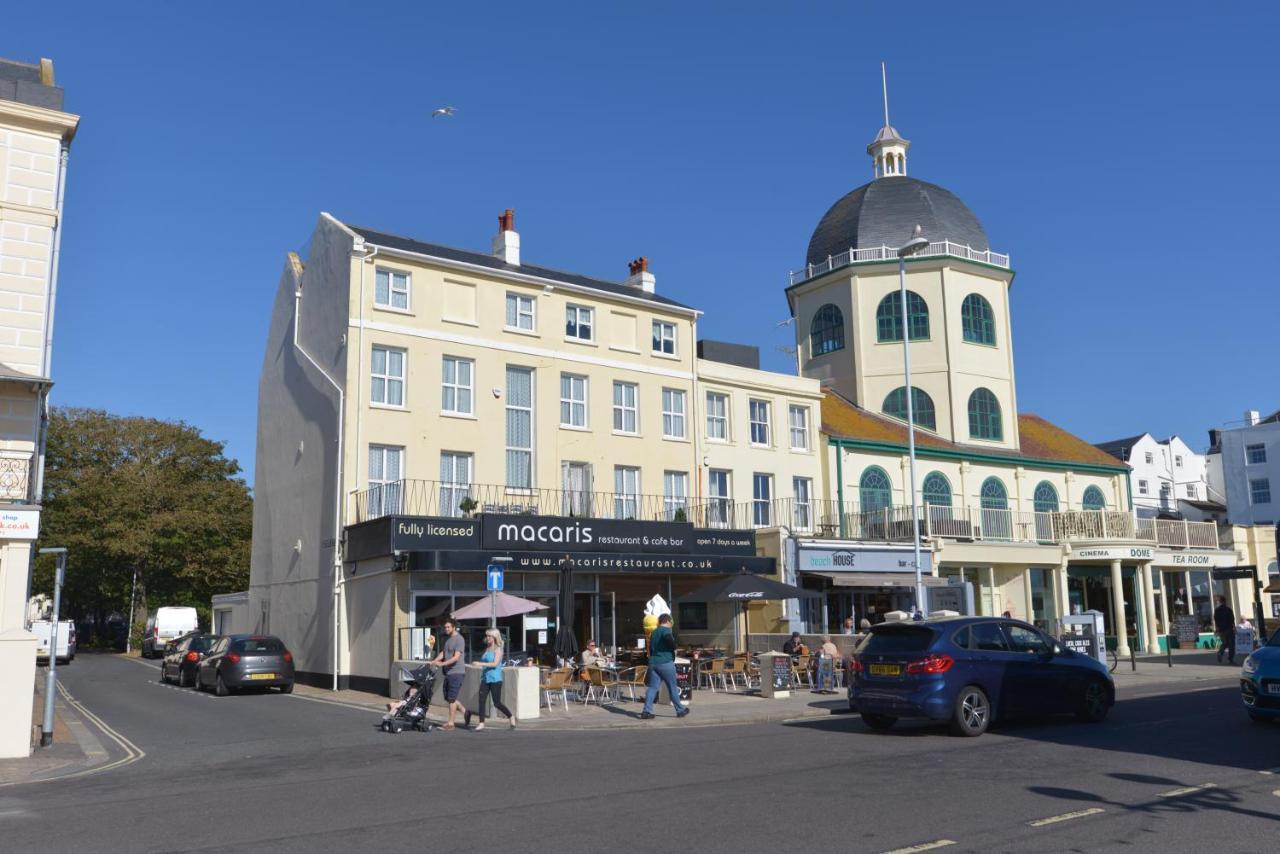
left=786, top=107, right=1018, bottom=450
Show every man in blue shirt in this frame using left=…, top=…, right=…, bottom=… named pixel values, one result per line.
left=641, top=614, right=689, bottom=720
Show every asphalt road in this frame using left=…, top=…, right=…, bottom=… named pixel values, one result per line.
left=3, top=653, right=1278, bottom=853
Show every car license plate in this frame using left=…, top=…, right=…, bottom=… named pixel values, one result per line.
left=1266, top=684, right=1280, bottom=696
left=248, top=673, right=276, bottom=681
left=869, top=663, right=901, bottom=677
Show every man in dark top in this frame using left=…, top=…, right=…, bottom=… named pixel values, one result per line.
left=641, top=614, right=688, bottom=720
left=1214, top=596, right=1236, bottom=664
left=430, top=619, right=467, bottom=729
left=782, top=631, right=807, bottom=655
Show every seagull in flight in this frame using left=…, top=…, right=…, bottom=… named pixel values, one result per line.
left=431, top=106, right=457, bottom=118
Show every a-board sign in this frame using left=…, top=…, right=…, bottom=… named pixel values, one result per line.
left=772, top=655, right=792, bottom=691
left=1174, top=615, right=1201, bottom=644
left=1062, top=634, right=1097, bottom=660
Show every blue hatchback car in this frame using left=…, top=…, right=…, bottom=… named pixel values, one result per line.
left=848, top=616, right=1114, bottom=736
left=1240, top=629, right=1280, bottom=722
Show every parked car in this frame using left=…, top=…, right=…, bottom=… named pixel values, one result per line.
left=847, top=616, right=1114, bottom=736
left=142, top=607, right=199, bottom=658
left=1240, top=629, right=1280, bottom=722
left=196, top=635, right=295, bottom=696
left=160, top=632, right=219, bottom=688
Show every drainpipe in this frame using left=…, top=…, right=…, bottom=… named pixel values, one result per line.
left=834, top=439, right=846, bottom=537
left=353, top=244, right=376, bottom=491
left=293, top=281, right=345, bottom=691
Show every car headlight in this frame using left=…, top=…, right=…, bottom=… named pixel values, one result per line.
left=1242, top=656, right=1258, bottom=674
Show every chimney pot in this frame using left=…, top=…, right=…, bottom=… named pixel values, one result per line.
left=492, top=209, right=520, bottom=265
left=624, top=256, right=656, bottom=294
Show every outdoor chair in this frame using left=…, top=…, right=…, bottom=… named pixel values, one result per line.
left=792, top=654, right=812, bottom=688
left=722, top=658, right=750, bottom=691
left=698, top=657, right=728, bottom=692
left=541, top=668, right=574, bottom=709
left=617, top=665, right=648, bottom=702
left=582, top=667, right=617, bottom=705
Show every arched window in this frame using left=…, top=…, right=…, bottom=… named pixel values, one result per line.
left=961, top=294, right=996, bottom=345
left=922, top=471, right=952, bottom=507
left=809, top=304, right=845, bottom=356
left=980, top=477, right=1008, bottom=510
left=860, top=466, right=892, bottom=512
left=875, top=291, right=930, bottom=342
left=882, top=386, right=937, bottom=431
left=1081, top=486, right=1107, bottom=510
left=1033, top=481, right=1060, bottom=513
left=967, top=388, right=1003, bottom=441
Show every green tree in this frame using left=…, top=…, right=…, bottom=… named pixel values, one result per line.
left=33, top=408, right=252, bottom=635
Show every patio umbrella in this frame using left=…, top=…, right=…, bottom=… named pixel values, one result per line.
left=553, top=557, right=580, bottom=664
left=450, top=592, right=548, bottom=621
left=677, top=570, right=821, bottom=652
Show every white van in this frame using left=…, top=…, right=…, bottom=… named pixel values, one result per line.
left=142, top=607, right=199, bottom=658
left=32, top=620, right=73, bottom=664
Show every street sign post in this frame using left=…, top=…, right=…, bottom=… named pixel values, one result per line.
left=486, top=564, right=505, bottom=592
left=486, top=561, right=507, bottom=628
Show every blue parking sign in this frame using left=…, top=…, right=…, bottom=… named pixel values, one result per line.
left=486, top=564, right=504, bottom=592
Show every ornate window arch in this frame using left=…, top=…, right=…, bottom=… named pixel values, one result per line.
left=860, top=466, right=892, bottom=512
left=1082, top=485, right=1107, bottom=510
left=875, top=291, right=930, bottom=342
left=961, top=294, right=997, bottom=345
left=980, top=477, right=1008, bottom=510
left=809, top=304, right=845, bottom=356
left=967, top=388, right=1003, bottom=441
left=882, top=386, right=937, bottom=431
left=922, top=471, right=952, bottom=507
left=1033, top=481, right=1060, bottom=513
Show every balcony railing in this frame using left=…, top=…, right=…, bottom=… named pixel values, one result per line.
left=787, top=239, right=1011, bottom=286
left=349, top=481, right=1224, bottom=551
left=0, top=454, right=33, bottom=504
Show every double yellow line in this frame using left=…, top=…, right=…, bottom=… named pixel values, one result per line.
left=4, top=682, right=147, bottom=786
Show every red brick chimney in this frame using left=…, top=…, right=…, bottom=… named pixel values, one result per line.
left=492, top=208, right=520, bottom=265
left=624, top=256, right=655, bottom=293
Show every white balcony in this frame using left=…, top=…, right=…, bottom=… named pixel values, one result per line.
left=788, top=239, right=1011, bottom=286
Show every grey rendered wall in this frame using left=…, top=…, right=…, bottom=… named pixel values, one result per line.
left=249, top=215, right=353, bottom=684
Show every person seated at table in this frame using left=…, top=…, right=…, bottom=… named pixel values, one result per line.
left=782, top=632, right=808, bottom=656
left=581, top=639, right=609, bottom=667
left=819, top=635, right=839, bottom=659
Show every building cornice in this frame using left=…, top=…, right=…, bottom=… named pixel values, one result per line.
left=785, top=254, right=1017, bottom=314
left=826, top=435, right=1130, bottom=477
left=0, top=99, right=79, bottom=141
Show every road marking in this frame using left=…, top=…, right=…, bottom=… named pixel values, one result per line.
left=1260, top=767, right=1280, bottom=775
left=1027, top=807, right=1105, bottom=827
left=879, top=841, right=956, bottom=854
left=1157, top=783, right=1216, bottom=798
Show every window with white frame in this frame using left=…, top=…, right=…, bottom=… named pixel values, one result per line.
left=663, top=471, right=689, bottom=520
left=505, top=292, right=535, bottom=331
left=1185, top=483, right=1197, bottom=498
left=752, top=473, right=773, bottom=527
left=1144, top=451, right=1153, bottom=464
left=708, top=469, right=731, bottom=527
left=370, top=346, right=405, bottom=406
left=1175, top=455, right=1183, bottom=467
left=652, top=320, right=676, bottom=355
left=749, top=399, right=771, bottom=445
left=793, top=477, right=812, bottom=530
left=559, top=374, right=588, bottom=428
left=505, top=367, right=534, bottom=488
left=441, top=356, right=473, bottom=415
left=1247, top=443, right=1267, bottom=465
left=661, top=388, right=686, bottom=439
left=789, top=405, right=809, bottom=450
left=375, top=269, right=409, bottom=310
left=612, top=381, right=638, bottom=434
left=1138, top=479, right=1149, bottom=495
left=439, top=452, right=473, bottom=518
left=1251, top=478, right=1272, bottom=505
left=565, top=304, right=593, bottom=341
left=614, top=466, right=640, bottom=519
left=706, top=392, right=729, bottom=441
left=368, top=445, right=404, bottom=517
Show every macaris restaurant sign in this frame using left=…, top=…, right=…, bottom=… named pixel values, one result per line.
left=0, top=509, right=40, bottom=540
left=482, top=514, right=693, bottom=554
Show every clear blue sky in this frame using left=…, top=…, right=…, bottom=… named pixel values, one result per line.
left=5, top=2, right=1278, bottom=485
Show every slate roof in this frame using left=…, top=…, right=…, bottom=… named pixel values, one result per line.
left=347, top=224, right=694, bottom=311
left=0, top=58, right=64, bottom=111
left=1093, top=433, right=1149, bottom=462
left=806, top=176, right=989, bottom=267
left=822, top=390, right=1129, bottom=471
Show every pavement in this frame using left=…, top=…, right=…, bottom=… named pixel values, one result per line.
left=1, top=649, right=1271, bottom=853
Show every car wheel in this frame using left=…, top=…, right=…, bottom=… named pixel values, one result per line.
left=179, top=668, right=191, bottom=688
left=279, top=682, right=293, bottom=694
left=215, top=672, right=230, bottom=697
left=861, top=713, right=897, bottom=731
left=159, top=664, right=169, bottom=684
left=950, top=685, right=991, bottom=737
left=1076, top=679, right=1110, bottom=723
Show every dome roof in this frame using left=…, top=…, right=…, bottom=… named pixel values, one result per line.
left=806, top=175, right=989, bottom=266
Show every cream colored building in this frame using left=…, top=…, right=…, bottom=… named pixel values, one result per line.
left=250, top=210, right=821, bottom=692
left=779, top=113, right=1235, bottom=655
left=0, top=58, right=77, bottom=758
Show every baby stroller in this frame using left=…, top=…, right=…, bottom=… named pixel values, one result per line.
left=380, top=663, right=437, bottom=733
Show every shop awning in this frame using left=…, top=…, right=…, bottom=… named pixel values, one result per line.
left=804, top=571, right=949, bottom=588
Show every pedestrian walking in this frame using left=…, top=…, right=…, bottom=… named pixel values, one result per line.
left=1214, top=596, right=1236, bottom=664
left=465, top=629, right=515, bottom=731
left=640, top=614, right=688, bottom=721
left=430, top=618, right=467, bottom=730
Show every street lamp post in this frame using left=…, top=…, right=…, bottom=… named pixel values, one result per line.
left=38, top=547, right=67, bottom=747
left=896, top=227, right=930, bottom=616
